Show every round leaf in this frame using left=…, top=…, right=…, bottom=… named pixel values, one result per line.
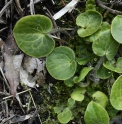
left=76, top=10, right=102, bottom=37
left=111, top=15, right=122, bottom=43
left=92, top=29, right=119, bottom=60
left=92, top=91, right=108, bottom=108
left=110, top=75, right=122, bottom=110
left=84, top=101, right=109, bottom=124
left=58, top=108, right=72, bottom=124
left=64, top=78, right=74, bottom=87
left=103, top=57, right=122, bottom=73
left=13, top=15, right=55, bottom=57
left=71, top=88, right=86, bottom=101
left=46, top=46, right=76, bottom=80
left=97, top=66, right=112, bottom=79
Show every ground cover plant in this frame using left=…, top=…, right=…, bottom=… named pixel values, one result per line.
left=1, top=0, right=122, bottom=124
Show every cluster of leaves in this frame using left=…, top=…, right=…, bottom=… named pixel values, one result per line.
left=13, top=0, right=122, bottom=124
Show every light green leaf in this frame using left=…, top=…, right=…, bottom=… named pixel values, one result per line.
left=64, top=78, right=74, bottom=87
left=96, top=66, right=112, bottom=79
left=86, top=0, right=96, bottom=11
left=103, top=57, right=122, bottom=73
left=76, top=10, right=102, bottom=37
left=58, top=108, right=72, bottom=124
left=92, top=29, right=119, bottom=60
left=73, top=67, right=93, bottom=83
left=67, top=98, right=75, bottom=108
left=92, top=91, right=108, bottom=108
left=84, top=22, right=110, bottom=42
left=54, top=106, right=63, bottom=114
left=46, top=46, right=76, bottom=80
left=13, top=15, right=55, bottom=58
left=71, top=88, right=86, bottom=101
left=76, top=57, right=91, bottom=65
left=110, top=75, right=122, bottom=110
left=84, top=101, right=109, bottom=124
left=111, top=15, right=122, bottom=43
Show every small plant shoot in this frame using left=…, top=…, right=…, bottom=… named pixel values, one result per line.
left=76, top=10, right=102, bottom=37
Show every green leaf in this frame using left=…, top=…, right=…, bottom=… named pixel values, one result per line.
left=54, top=106, right=63, bottom=114
left=76, top=56, right=91, bottom=65
left=67, top=98, right=75, bottom=108
left=111, top=15, right=122, bottom=43
left=92, top=91, right=108, bottom=108
left=86, top=0, right=96, bottom=11
left=73, top=67, right=93, bottom=83
left=110, top=75, right=122, bottom=110
left=84, top=101, right=109, bottom=124
left=64, top=78, right=74, bottom=87
left=58, top=108, right=72, bottom=124
left=84, top=22, right=110, bottom=42
left=71, top=88, right=86, bottom=101
left=76, top=10, right=102, bottom=37
left=92, top=29, right=119, bottom=60
left=13, top=15, right=55, bottom=58
left=46, top=46, right=76, bottom=80
left=103, top=57, right=122, bottom=73
left=96, top=66, right=112, bottom=79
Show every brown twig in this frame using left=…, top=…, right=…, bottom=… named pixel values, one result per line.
left=96, top=0, right=122, bottom=15
left=0, top=0, right=13, bottom=17
left=14, top=0, right=24, bottom=16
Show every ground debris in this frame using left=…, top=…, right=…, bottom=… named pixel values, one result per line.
left=3, top=34, right=24, bottom=96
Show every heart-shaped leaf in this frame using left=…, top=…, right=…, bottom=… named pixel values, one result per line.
left=84, top=101, right=109, bottom=124
left=71, top=88, right=86, bottom=101
left=73, top=67, right=93, bottom=83
left=58, top=108, right=72, bottom=123
left=92, top=29, right=119, bottom=60
left=84, top=22, right=110, bottom=42
left=54, top=106, right=63, bottom=114
left=103, top=57, right=122, bottom=73
left=111, top=15, right=122, bottom=43
left=13, top=15, right=55, bottom=57
left=110, top=75, right=122, bottom=110
left=92, top=91, right=108, bottom=108
left=76, top=10, right=102, bottom=37
left=46, top=46, right=76, bottom=80
left=96, top=66, right=112, bottom=79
